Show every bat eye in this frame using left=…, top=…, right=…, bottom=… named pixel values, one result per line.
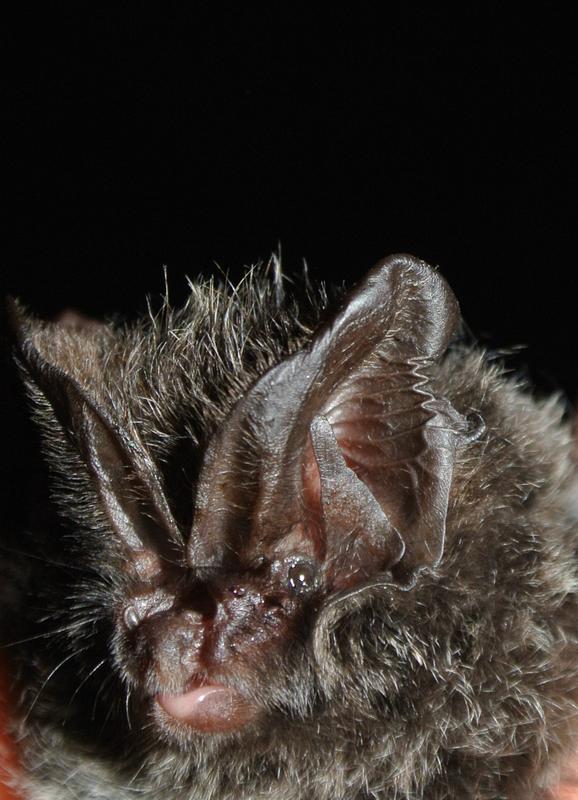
left=287, top=559, right=317, bottom=594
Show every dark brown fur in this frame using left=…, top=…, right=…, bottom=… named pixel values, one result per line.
left=1, top=254, right=577, bottom=799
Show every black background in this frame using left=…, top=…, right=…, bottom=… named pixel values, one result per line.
left=2, top=8, right=576, bottom=400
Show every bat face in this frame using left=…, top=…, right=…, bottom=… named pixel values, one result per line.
left=115, top=548, right=323, bottom=734
left=4, top=254, right=578, bottom=799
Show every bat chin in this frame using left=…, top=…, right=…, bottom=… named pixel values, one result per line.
left=156, top=679, right=261, bottom=734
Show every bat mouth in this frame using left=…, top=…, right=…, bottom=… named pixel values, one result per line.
left=156, top=679, right=260, bottom=733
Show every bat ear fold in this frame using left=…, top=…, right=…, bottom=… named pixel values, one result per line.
left=8, top=302, right=182, bottom=576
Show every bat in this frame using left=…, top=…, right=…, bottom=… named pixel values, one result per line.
left=1, top=253, right=577, bottom=799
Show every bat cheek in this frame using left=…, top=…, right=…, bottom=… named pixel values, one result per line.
left=213, top=594, right=305, bottom=667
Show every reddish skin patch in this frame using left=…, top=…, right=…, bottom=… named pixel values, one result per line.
left=0, top=656, right=21, bottom=800
left=157, top=681, right=260, bottom=733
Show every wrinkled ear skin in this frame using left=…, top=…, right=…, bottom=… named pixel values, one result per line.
left=190, top=254, right=474, bottom=589
left=8, top=303, right=183, bottom=577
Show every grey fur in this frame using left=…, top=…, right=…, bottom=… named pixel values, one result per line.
left=2, top=255, right=577, bottom=799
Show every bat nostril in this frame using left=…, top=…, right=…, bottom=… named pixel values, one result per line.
left=124, top=606, right=140, bottom=630
left=123, top=590, right=176, bottom=632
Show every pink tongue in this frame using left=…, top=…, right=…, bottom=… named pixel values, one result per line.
left=157, top=684, right=258, bottom=733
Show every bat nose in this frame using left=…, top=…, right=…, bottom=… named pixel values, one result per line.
left=151, top=608, right=207, bottom=688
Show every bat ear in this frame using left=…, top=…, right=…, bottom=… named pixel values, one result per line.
left=8, top=301, right=182, bottom=575
left=193, top=255, right=477, bottom=587
left=295, top=254, right=473, bottom=585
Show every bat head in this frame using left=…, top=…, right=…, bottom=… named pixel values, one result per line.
left=10, top=255, right=484, bottom=741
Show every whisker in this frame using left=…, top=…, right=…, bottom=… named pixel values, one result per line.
left=124, top=760, right=147, bottom=789
left=125, top=686, right=133, bottom=731
left=67, top=658, right=107, bottom=708
left=23, top=646, right=90, bottom=723
left=1, top=619, right=97, bottom=649
left=99, top=704, right=115, bottom=735
left=0, top=543, right=89, bottom=572
left=92, top=673, right=114, bottom=721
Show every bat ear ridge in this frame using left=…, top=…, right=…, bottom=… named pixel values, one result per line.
left=11, top=311, right=183, bottom=573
